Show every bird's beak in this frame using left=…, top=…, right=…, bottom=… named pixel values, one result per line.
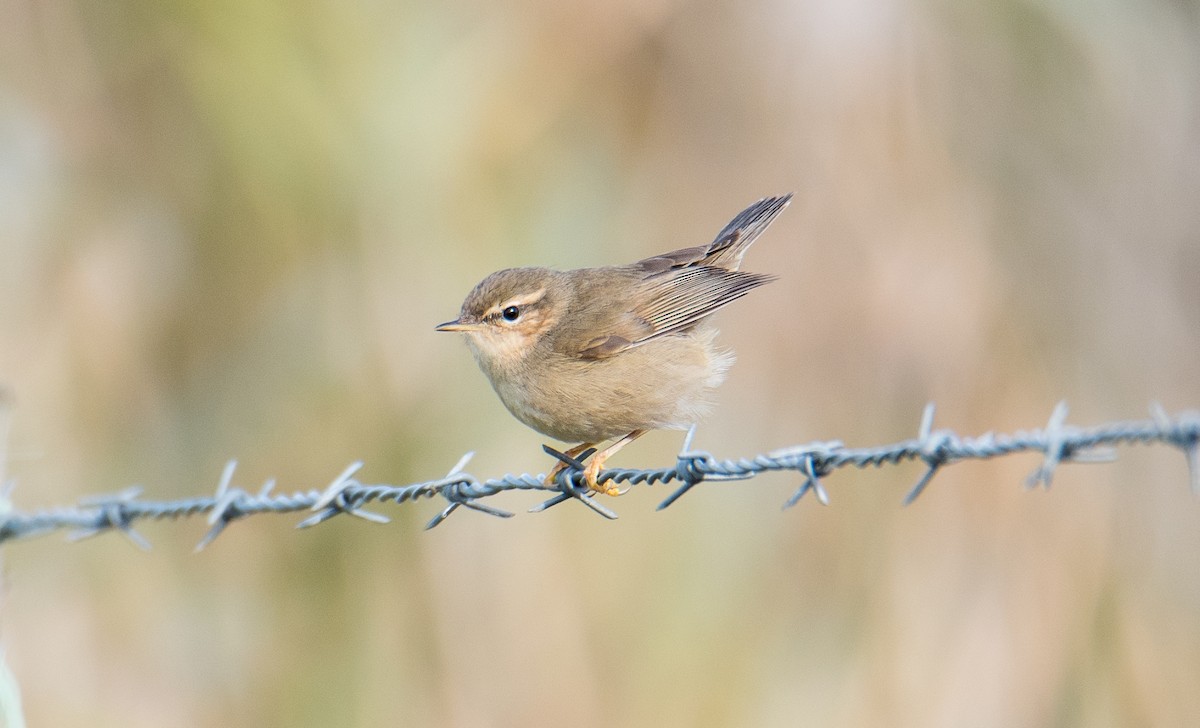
left=435, top=318, right=483, bottom=332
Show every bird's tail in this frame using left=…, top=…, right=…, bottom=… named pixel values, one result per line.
left=701, top=193, right=793, bottom=270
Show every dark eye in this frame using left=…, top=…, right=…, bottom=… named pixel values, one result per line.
left=501, top=305, right=520, bottom=322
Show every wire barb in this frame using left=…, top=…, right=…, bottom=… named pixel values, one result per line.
left=425, top=452, right=515, bottom=529
left=195, top=461, right=243, bottom=551
left=775, top=441, right=841, bottom=508
left=297, top=461, right=391, bottom=529
left=530, top=445, right=617, bottom=519
left=0, top=402, right=1196, bottom=546
left=68, top=487, right=151, bottom=550
left=658, top=425, right=707, bottom=510
left=904, top=403, right=957, bottom=505
left=1151, top=402, right=1200, bottom=495
left=1026, top=401, right=1071, bottom=490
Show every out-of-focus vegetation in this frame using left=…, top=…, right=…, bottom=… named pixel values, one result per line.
left=1, top=0, right=1198, bottom=725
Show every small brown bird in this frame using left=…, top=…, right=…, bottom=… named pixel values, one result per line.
left=436, top=194, right=791, bottom=495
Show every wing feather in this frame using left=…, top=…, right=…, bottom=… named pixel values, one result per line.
left=564, top=195, right=789, bottom=360
left=632, top=267, right=775, bottom=339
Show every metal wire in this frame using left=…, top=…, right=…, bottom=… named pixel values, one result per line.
left=0, top=402, right=1196, bottom=550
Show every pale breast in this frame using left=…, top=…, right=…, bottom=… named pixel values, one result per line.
left=486, top=326, right=732, bottom=444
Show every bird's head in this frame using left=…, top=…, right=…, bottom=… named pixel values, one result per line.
left=436, top=267, right=564, bottom=369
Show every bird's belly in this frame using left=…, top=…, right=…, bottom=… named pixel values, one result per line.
left=487, top=331, right=732, bottom=444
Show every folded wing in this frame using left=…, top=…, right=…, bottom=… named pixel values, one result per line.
left=576, top=266, right=775, bottom=359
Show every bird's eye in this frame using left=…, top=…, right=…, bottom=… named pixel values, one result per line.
left=501, top=305, right=521, bottom=322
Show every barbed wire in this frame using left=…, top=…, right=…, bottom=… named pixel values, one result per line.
left=0, top=402, right=1196, bottom=550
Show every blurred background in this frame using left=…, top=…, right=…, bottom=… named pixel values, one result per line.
left=1, top=0, right=1199, bottom=725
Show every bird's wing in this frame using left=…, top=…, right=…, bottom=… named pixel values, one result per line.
left=566, top=194, right=790, bottom=359
left=574, top=266, right=775, bottom=360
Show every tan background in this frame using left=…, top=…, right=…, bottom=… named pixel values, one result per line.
left=1, top=0, right=1199, bottom=725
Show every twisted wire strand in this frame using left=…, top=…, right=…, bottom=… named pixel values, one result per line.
left=0, top=402, right=1195, bottom=550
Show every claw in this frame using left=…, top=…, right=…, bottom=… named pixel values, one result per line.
left=582, top=456, right=625, bottom=496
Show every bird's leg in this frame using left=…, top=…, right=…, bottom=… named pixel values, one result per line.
left=583, top=429, right=647, bottom=496
left=545, top=442, right=596, bottom=486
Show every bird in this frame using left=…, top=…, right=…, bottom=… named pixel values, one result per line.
left=436, top=194, right=791, bottom=495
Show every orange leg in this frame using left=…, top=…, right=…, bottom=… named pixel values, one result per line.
left=544, top=442, right=596, bottom=486
left=583, top=429, right=647, bottom=496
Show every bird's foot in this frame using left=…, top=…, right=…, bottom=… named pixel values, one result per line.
left=545, top=459, right=569, bottom=487
left=544, top=442, right=596, bottom=488
left=582, top=456, right=628, bottom=497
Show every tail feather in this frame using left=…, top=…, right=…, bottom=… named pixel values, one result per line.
left=702, top=193, right=793, bottom=270
left=635, top=193, right=793, bottom=274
